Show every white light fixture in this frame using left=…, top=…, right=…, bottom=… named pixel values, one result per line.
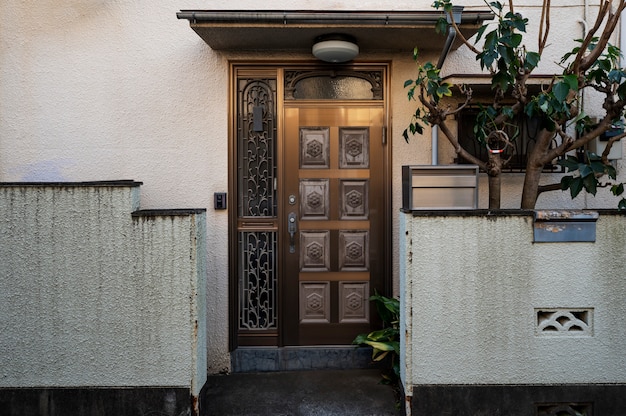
left=312, top=34, right=359, bottom=63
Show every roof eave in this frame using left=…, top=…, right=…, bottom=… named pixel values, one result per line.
left=176, top=10, right=494, bottom=53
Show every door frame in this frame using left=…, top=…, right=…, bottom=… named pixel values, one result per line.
left=228, top=61, right=392, bottom=351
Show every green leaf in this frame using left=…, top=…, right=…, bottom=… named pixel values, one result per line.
left=510, top=17, right=527, bottom=32
left=618, top=198, right=626, bottom=210
left=483, top=30, right=498, bottom=51
left=407, top=86, right=415, bottom=101
left=510, top=33, right=523, bottom=47
left=371, top=295, right=399, bottom=326
left=437, top=84, right=452, bottom=97
left=553, top=81, right=570, bottom=103
left=572, top=110, right=588, bottom=123
left=611, top=183, right=624, bottom=196
left=524, top=51, right=540, bottom=70
left=489, top=1, right=503, bottom=11
left=435, top=17, right=449, bottom=34
left=590, top=160, right=607, bottom=174
left=569, top=177, right=584, bottom=198
left=583, top=173, right=598, bottom=195
left=579, top=164, right=593, bottom=178
left=475, top=24, right=488, bottom=42
left=525, top=102, right=537, bottom=117
left=353, top=333, right=369, bottom=345
left=607, top=164, right=617, bottom=180
left=563, top=74, right=579, bottom=90
left=557, top=155, right=580, bottom=171
left=497, top=44, right=513, bottom=64
left=561, top=175, right=573, bottom=191
left=499, top=106, right=514, bottom=121
left=607, top=44, right=621, bottom=58
left=560, top=46, right=580, bottom=64
left=404, top=79, right=413, bottom=88
left=365, top=341, right=396, bottom=352
left=598, top=58, right=611, bottom=71
left=365, top=328, right=394, bottom=342
left=372, top=350, right=390, bottom=361
left=608, top=69, right=625, bottom=83
left=492, top=71, right=510, bottom=91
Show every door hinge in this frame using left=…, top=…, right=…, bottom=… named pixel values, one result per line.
left=382, top=126, right=387, bottom=146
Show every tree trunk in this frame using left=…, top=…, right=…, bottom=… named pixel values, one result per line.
left=520, top=129, right=554, bottom=209
left=521, top=162, right=543, bottom=209
left=488, top=174, right=501, bottom=209
left=486, top=153, right=503, bottom=209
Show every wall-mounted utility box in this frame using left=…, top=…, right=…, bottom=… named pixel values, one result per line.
left=401, top=165, right=479, bottom=211
left=533, top=210, right=598, bottom=243
left=588, top=127, right=623, bottom=160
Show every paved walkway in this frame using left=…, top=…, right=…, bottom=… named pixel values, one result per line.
left=202, top=369, right=402, bottom=416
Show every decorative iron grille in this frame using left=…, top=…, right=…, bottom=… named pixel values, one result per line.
left=237, top=78, right=277, bottom=217
left=236, top=74, right=278, bottom=333
left=238, top=231, right=278, bottom=330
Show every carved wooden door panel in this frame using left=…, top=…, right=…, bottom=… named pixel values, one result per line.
left=283, top=104, right=385, bottom=345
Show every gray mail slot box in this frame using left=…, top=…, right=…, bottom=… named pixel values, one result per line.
left=402, top=165, right=479, bottom=211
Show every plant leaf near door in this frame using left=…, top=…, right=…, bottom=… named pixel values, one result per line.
left=353, top=291, right=400, bottom=383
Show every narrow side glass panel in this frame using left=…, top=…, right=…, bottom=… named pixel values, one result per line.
left=238, top=231, right=278, bottom=330
left=237, top=78, right=278, bottom=217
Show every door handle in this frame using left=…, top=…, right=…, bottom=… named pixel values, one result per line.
left=288, top=212, right=297, bottom=253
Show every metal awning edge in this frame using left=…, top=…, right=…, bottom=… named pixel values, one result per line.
left=176, top=10, right=494, bottom=52
left=176, top=10, right=494, bottom=25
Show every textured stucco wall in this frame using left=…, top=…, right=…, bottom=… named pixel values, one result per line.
left=2, top=0, right=625, bottom=373
left=0, top=184, right=207, bottom=392
left=0, top=0, right=231, bottom=372
left=400, top=212, right=626, bottom=394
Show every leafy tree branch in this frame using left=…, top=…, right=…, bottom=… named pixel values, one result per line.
left=404, top=0, right=626, bottom=209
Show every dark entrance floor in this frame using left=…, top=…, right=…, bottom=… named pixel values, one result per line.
left=202, top=369, right=402, bottom=416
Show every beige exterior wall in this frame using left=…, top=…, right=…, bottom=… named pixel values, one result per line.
left=400, top=212, right=626, bottom=394
left=1, top=1, right=625, bottom=373
left=0, top=184, right=207, bottom=395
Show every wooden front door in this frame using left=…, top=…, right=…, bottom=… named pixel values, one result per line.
left=232, top=66, right=389, bottom=349
left=282, top=103, right=386, bottom=345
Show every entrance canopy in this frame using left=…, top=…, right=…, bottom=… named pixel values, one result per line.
left=176, top=10, right=493, bottom=53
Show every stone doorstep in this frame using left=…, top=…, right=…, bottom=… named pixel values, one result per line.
left=231, top=346, right=382, bottom=372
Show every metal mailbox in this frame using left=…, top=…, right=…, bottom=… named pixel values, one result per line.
left=402, top=165, right=479, bottom=211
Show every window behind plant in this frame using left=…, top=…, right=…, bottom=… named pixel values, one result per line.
left=457, top=106, right=564, bottom=173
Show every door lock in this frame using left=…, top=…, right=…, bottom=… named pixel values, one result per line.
left=288, top=212, right=297, bottom=253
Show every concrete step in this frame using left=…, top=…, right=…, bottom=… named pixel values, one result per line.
left=202, top=369, right=402, bottom=416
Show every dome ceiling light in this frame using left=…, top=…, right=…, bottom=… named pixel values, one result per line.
left=312, top=34, right=359, bottom=63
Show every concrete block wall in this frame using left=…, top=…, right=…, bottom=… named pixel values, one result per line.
left=0, top=182, right=207, bottom=415
left=399, top=211, right=626, bottom=415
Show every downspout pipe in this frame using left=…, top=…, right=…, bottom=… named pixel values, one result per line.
left=621, top=6, right=626, bottom=69
left=578, top=0, right=588, bottom=134
left=432, top=6, right=463, bottom=165
left=436, top=6, right=463, bottom=69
